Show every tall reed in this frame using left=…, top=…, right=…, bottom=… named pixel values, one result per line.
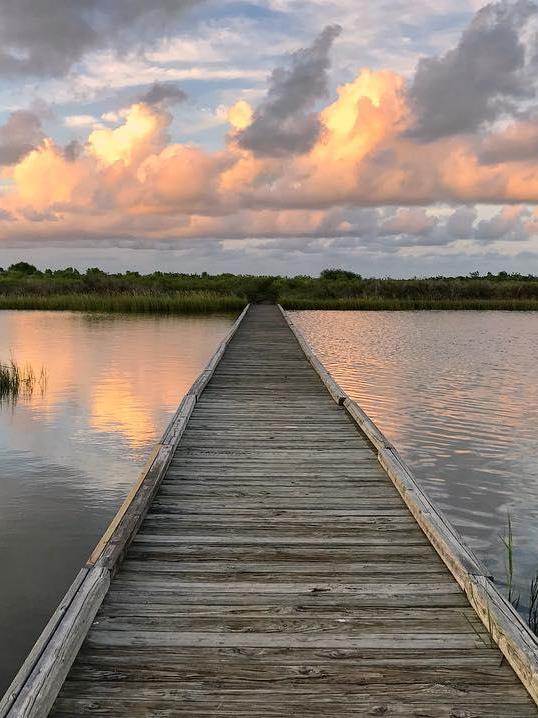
left=0, top=292, right=246, bottom=315
left=499, top=514, right=538, bottom=637
left=0, top=360, right=47, bottom=402
left=281, top=296, right=538, bottom=311
left=501, top=514, right=519, bottom=608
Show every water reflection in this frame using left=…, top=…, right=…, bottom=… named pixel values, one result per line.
left=292, top=310, right=538, bottom=609
left=0, top=310, right=233, bottom=693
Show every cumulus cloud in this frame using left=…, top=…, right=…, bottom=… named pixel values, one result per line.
left=138, top=82, right=187, bottom=107
left=380, top=208, right=438, bottom=236
left=64, top=115, right=99, bottom=128
left=0, top=0, right=199, bottom=77
left=477, top=118, right=538, bottom=163
left=474, top=205, right=529, bottom=240
left=0, top=110, right=43, bottom=165
left=2, top=12, right=538, bottom=253
left=237, top=24, right=342, bottom=156
left=446, top=206, right=478, bottom=238
left=408, top=0, right=538, bottom=140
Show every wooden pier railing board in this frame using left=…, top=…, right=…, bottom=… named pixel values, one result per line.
left=2, top=303, right=537, bottom=717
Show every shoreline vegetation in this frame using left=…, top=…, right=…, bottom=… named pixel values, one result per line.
left=0, top=360, right=47, bottom=403
left=0, top=292, right=246, bottom=314
left=1, top=263, right=538, bottom=313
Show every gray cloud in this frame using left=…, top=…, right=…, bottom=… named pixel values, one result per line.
left=0, top=0, right=198, bottom=77
left=63, top=140, right=83, bottom=163
left=446, top=206, right=478, bottom=238
left=474, top=207, right=529, bottom=240
left=237, top=24, right=341, bottom=157
left=138, top=82, right=187, bottom=107
left=0, top=110, right=43, bottom=165
left=408, top=0, right=538, bottom=141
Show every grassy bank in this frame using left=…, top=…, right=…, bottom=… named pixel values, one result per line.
left=0, top=292, right=247, bottom=314
left=1, top=264, right=538, bottom=312
left=281, top=297, right=538, bottom=311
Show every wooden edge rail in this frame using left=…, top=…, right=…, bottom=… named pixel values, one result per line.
left=0, top=303, right=250, bottom=718
left=277, top=303, right=538, bottom=706
left=277, top=306, right=348, bottom=405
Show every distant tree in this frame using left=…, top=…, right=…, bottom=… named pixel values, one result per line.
left=320, top=268, right=362, bottom=281
left=469, top=271, right=480, bottom=278
left=8, top=262, right=37, bottom=274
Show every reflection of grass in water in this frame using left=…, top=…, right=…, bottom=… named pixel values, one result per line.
left=0, top=360, right=47, bottom=403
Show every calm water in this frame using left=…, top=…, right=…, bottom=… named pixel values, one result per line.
left=292, top=310, right=538, bottom=612
left=0, top=310, right=233, bottom=693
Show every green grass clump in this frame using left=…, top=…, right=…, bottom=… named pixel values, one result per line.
left=0, top=292, right=247, bottom=315
left=0, top=361, right=47, bottom=402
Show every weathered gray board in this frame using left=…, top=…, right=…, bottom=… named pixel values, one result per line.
left=2, top=304, right=538, bottom=717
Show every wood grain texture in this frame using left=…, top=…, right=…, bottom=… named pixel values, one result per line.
left=44, top=304, right=538, bottom=716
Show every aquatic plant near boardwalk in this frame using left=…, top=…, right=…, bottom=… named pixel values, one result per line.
left=499, top=514, right=538, bottom=636
left=501, top=514, right=519, bottom=609
left=0, top=360, right=47, bottom=402
left=528, top=573, right=538, bottom=634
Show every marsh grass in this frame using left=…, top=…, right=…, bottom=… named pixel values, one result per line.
left=0, top=360, right=47, bottom=403
left=501, top=514, right=519, bottom=608
left=499, top=514, right=538, bottom=636
left=281, top=297, right=538, bottom=311
left=528, top=575, right=538, bottom=634
left=0, top=292, right=246, bottom=315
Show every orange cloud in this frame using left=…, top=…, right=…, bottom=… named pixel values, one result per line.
left=88, top=103, right=168, bottom=166
left=2, top=69, right=538, bottom=244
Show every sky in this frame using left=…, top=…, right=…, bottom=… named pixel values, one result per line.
left=0, top=0, right=538, bottom=276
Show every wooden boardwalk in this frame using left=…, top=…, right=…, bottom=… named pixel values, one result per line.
left=4, top=304, right=538, bottom=716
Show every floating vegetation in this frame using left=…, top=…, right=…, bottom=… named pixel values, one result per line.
left=0, top=360, right=47, bottom=403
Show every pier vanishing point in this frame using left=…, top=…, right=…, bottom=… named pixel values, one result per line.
left=2, top=304, right=538, bottom=717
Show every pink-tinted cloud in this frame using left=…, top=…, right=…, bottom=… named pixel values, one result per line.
left=2, top=9, right=538, bottom=248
